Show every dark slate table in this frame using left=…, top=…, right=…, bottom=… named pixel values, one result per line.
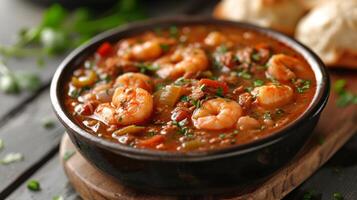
left=0, top=1, right=356, bottom=199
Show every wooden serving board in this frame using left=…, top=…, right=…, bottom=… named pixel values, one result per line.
left=60, top=72, right=357, bottom=200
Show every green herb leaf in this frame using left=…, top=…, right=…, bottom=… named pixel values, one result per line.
left=237, top=71, right=252, bottom=80
left=52, top=195, right=64, bottom=200
left=180, top=95, right=190, bottom=102
left=0, top=74, right=19, bottom=94
left=253, top=79, right=264, bottom=87
left=251, top=53, right=260, bottom=62
left=216, top=45, right=228, bottom=54
left=297, top=79, right=311, bottom=93
left=27, top=179, right=41, bottom=191
left=63, top=150, right=75, bottom=161
left=333, top=192, right=344, bottom=200
left=0, top=139, right=4, bottom=151
left=191, top=99, right=201, bottom=108
left=336, top=92, right=357, bottom=107
left=136, top=63, right=159, bottom=73
left=169, top=26, right=178, bottom=38
left=159, top=44, right=170, bottom=53
left=263, top=112, right=272, bottom=120
left=0, top=152, right=23, bottom=165
left=41, top=4, right=68, bottom=28
left=333, top=79, right=357, bottom=107
left=40, top=28, right=68, bottom=54
left=219, top=134, right=226, bottom=139
left=216, top=87, right=224, bottom=97
left=42, top=117, right=55, bottom=129
left=334, top=79, right=347, bottom=94
left=14, top=72, right=41, bottom=92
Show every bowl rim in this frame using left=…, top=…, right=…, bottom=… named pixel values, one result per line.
left=51, top=16, right=330, bottom=162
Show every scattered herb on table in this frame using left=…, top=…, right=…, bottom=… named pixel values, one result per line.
left=63, top=150, right=76, bottom=161
left=302, top=189, right=319, bottom=200
left=52, top=195, right=64, bottom=200
left=0, top=152, right=23, bottom=165
left=42, top=117, right=56, bottom=129
left=27, top=179, right=41, bottom=191
left=334, top=79, right=357, bottom=107
left=0, top=139, right=3, bottom=151
left=0, top=0, right=145, bottom=94
left=333, top=192, right=344, bottom=200
left=0, top=61, right=41, bottom=94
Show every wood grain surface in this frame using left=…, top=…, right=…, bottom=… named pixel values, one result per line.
left=59, top=73, right=357, bottom=200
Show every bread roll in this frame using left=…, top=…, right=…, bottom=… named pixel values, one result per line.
left=296, top=0, right=357, bottom=68
left=214, top=0, right=306, bottom=35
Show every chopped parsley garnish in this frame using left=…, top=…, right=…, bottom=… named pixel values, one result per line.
left=147, top=131, right=157, bottom=137
left=297, top=79, right=311, bottom=93
left=251, top=53, right=260, bottom=61
left=333, top=79, right=357, bottom=107
left=216, top=87, right=224, bottom=97
left=63, top=150, right=75, bottom=161
left=237, top=71, right=252, bottom=80
left=27, top=180, right=41, bottom=191
left=275, top=108, right=285, bottom=117
left=245, top=87, right=254, bottom=92
left=136, top=63, right=159, bottom=73
left=159, top=44, right=170, bottom=52
left=174, top=77, right=190, bottom=86
left=253, top=79, right=264, bottom=87
left=216, top=45, right=228, bottom=54
left=263, top=112, right=272, bottom=120
left=180, top=95, right=190, bottom=102
left=154, top=83, right=165, bottom=91
left=219, top=134, right=226, bottom=139
left=68, top=88, right=80, bottom=98
left=169, top=26, right=179, bottom=38
left=191, top=99, right=201, bottom=108
left=173, top=119, right=191, bottom=136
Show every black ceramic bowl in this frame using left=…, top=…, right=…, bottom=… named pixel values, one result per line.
left=51, top=17, right=330, bottom=195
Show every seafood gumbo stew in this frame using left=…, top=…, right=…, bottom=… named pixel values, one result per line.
left=64, top=25, right=316, bottom=152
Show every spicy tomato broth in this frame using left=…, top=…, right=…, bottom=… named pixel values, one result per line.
left=64, top=25, right=316, bottom=152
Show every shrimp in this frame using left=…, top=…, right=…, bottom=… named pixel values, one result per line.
left=192, top=98, right=242, bottom=130
left=252, top=84, right=294, bottom=108
left=118, top=37, right=175, bottom=61
left=204, top=31, right=228, bottom=47
left=267, top=54, right=304, bottom=82
left=156, top=47, right=208, bottom=79
left=237, top=116, right=261, bottom=131
left=114, top=72, right=153, bottom=93
left=95, top=87, right=153, bottom=125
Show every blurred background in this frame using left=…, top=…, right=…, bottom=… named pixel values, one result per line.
left=0, top=0, right=355, bottom=200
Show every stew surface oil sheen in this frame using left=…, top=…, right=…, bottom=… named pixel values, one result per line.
left=64, top=25, right=316, bottom=152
